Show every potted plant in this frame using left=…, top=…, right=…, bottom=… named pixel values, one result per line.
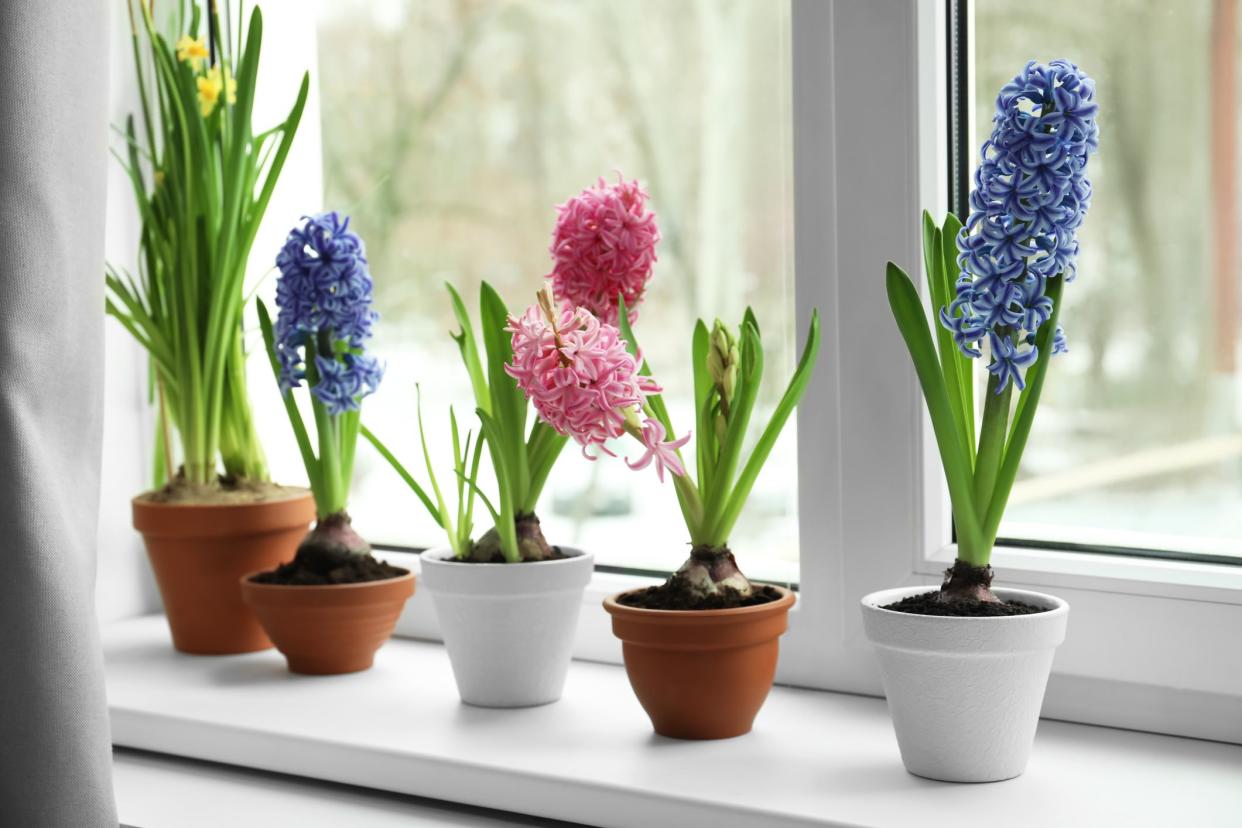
left=361, top=176, right=658, bottom=706
left=863, top=59, right=1098, bottom=782
left=506, top=232, right=820, bottom=739
left=240, top=212, right=413, bottom=675
left=107, top=0, right=314, bottom=654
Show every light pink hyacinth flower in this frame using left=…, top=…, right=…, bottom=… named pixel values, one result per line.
left=506, top=292, right=688, bottom=482
left=547, top=175, right=659, bottom=326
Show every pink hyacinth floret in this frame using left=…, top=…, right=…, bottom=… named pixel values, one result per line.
left=547, top=175, right=659, bottom=326
left=626, top=417, right=690, bottom=483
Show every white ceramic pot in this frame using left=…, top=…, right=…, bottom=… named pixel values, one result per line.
left=420, top=546, right=594, bottom=708
left=860, top=585, right=1069, bottom=783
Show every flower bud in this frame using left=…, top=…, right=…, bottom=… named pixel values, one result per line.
left=707, top=320, right=739, bottom=403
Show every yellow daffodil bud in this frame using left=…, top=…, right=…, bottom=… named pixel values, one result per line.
left=197, top=72, right=222, bottom=117
left=197, top=65, right=236, bottom=117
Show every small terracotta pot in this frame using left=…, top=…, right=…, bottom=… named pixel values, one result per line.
left=133, top=492, right=315, bottom=655
left=603, top=586, right=796, bottom=739
left=240, top=572, right=415, bottom=675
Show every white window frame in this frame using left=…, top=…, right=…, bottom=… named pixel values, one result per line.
left=777, top=0, right=1240, bottom=743
left=107, top=0, right=1242, bottom=745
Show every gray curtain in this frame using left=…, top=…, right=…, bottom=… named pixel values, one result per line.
left=0, top=1, right=117, bottom=825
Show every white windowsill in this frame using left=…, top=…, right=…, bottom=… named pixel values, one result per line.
left=105, top=615, right=1242, bottom=828
left=113, top=748, right=574, bottom=828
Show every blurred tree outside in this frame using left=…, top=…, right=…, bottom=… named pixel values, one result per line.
left=298, top=0, right=800, bottom=576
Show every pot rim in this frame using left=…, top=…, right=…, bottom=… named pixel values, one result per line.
left=603, top=584, right=796, bottom=619
left=419, top=545, right=592, bottom=568
left=132, top=486, right=314, bottom=510
left=240, top=569, right=414, bottom=593
left=860, top=584, right=1069, bottom=621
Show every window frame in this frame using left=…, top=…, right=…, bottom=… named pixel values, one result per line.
left=361, top=1, right=1242, bottom=739
left=104, top=0, right=1242, bottom=744
left=797, top=0, right=1241, bottom=742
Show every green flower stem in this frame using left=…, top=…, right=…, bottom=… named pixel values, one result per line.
left=972, top=372, right=1011, bottom=519
left=980, top=276, right=1064, bottom=549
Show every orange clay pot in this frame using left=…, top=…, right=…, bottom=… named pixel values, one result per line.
left=133, top=492, right=315, bottom=655
left=603, top=586, right=796, bottom=740
left=240, top=572, right=415, bottom=675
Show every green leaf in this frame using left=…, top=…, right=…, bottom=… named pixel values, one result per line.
left=523, top=421, right=569, bottom=512
left=921, top=210, right=938, bottom=289
left=885, top=262, right=984, bottom=558
left=476, top=407, right=519, bottom=562
left=445, top=282, right=489, bottom=414
left=479, top=282, right=529, bottom=506
left=257, top=300, right=321, bottom=503
left=415, top=385, right=450, bottom=529
left=691, top=320, right=714, bottom=496
left=940, top=212, right=973, bottom=457
left=616, top=295, right=677, bottom=439
left=714, top=310, right=821, bottom=544
left=360, top=424, right=441, bottom=524
left=742, top=306, right=761, bottom=339
left=616, top=294, right=700, bottom=535
left=924, top=215, right=973, bottom=468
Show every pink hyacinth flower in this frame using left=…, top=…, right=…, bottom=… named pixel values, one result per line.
left=506, top=298, right=660, bottom=459
left=547, top=175, right=659, bottom=326
left=506, top=292, right=687, bottom=483
left=625, top=417, right=690, bottom=482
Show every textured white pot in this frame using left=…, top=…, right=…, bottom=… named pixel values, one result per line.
left=420, top=546, right=594, bottom=708
left=860, top=585, right=1069, bottom=783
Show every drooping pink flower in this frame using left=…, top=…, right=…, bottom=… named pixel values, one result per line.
left=506, top=293, right=687, bottom=482
left=625, top=417, right=690, bottom=482
left=547, top=175, right=659, bottom=326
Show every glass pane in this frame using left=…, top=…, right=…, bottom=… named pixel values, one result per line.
left=973, top=1, right=1242, bottom=561
left=255, top=0, right=797, bottom=581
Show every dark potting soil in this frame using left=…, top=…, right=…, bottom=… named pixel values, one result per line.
left=449, top=548, right=571, bottom=564
left=251, top=552, right=407, bottom=586
left=619, top=581, right=784, bottom=611
left=881, top=591, right=1047, bottom=617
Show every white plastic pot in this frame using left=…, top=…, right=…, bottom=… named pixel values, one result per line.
left=419, top=546, right=594, bottom=708
left=860, top=585, right=1069, bottom=783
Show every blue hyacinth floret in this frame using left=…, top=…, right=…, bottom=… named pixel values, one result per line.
left=274, top=211, right=383, bottom=414
left=940, top=59, right=1099, bottom=393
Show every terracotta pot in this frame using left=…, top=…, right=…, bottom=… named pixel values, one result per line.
left=240, top=572, right=415, bottom=675
left=133, top=492, right=314, bottom=655
left=603, top=586, right=796, bottom=739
